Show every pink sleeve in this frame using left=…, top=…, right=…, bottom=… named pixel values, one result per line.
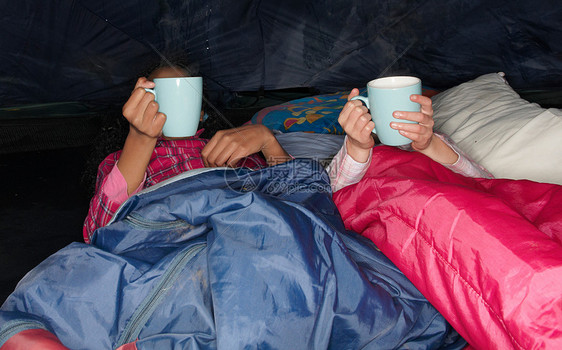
left=327, top=137, right=372, bottom=193
left=325, top=132, right=492, bottom=195
left=82, top=156, right=146, bottom=244
left=103, top=163, right=145, bottom=203
left=434, top=133, right=494, bottom=179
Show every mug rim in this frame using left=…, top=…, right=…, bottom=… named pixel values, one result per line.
left=368, top=76, right=420, bottom=89
left=152, top=76, right=203, bottom=82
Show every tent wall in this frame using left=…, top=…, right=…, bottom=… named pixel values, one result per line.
left=1, top=0, right=561, bottom=108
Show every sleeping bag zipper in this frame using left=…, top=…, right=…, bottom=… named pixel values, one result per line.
left=114, top=242, right=206, bottom=348
left=124, top=212, right=194, bottom=230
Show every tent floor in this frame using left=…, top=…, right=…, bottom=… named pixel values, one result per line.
left=1, top=147, right=90, bottom=303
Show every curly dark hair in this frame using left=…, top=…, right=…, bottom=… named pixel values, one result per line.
left=80, top=55, right=235, bottom=196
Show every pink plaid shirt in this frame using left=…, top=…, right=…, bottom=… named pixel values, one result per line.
left=83, top=131, right=267, bottom=243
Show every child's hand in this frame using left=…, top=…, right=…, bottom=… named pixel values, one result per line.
left=338, top=88, right=375, bottom=163
left=202, top=124, right=290, bottom=167
left=122, top=77, right=166, bottom=140
left=389, top=94, right=435, bottom=151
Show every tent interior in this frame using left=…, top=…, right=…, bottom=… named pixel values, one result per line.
left=1, top=0, right=561, bottom=348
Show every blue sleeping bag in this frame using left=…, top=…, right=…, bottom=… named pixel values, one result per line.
left=0, top=159, right=466, bottom=349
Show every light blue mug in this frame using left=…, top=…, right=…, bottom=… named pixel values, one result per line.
left=351, top=76, right=421, bottom=146
left=145, top=76, right=203, bottom=138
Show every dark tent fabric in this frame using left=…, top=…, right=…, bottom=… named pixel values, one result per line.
left=1, top=0, right=561, bottom=108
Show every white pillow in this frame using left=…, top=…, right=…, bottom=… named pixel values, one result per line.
left=432, top=72, right=562, bottom=185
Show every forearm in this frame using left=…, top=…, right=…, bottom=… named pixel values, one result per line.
left=345, top=137, right=372, bottom=163
left=327, top=137, right=372, bottom=192
left=261, top=129, right=292, bottom=166
left=117, top=129, right=157, bottom=195
left=416, top=134, right=459, bottom=165
left=433, top=133, right=494, bottom=178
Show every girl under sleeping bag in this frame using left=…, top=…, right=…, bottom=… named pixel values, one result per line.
left=329, top=84, right=562, bottom=349
left=0, top=160, right=467, bottom=349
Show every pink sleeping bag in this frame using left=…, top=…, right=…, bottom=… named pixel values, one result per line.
left=333, top=146, right=562, bottom=350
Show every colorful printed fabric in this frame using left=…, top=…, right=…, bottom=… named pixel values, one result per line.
left=249, top=91, right=354, bottom=134
left=249, top=88, right=440, bottom=134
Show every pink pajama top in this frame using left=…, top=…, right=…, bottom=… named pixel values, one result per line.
left=83, top=131, right=267, bottom=243
left=327, top=133, right=493, bottom=193
left=84, top=130, right=491, bottom=243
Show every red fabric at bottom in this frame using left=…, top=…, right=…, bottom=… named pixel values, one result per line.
left=1, top=329, right=68, bottom=350
left=116, top=341, right=138, bottom=350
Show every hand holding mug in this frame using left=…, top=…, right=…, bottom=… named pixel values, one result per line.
left=389, top=94, right=435, bottom=151
left=338, top=88, right=375, bottom=163
left=122, top=77, right=166, bottom=140
left=351, top=76, right=423, bottom=146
